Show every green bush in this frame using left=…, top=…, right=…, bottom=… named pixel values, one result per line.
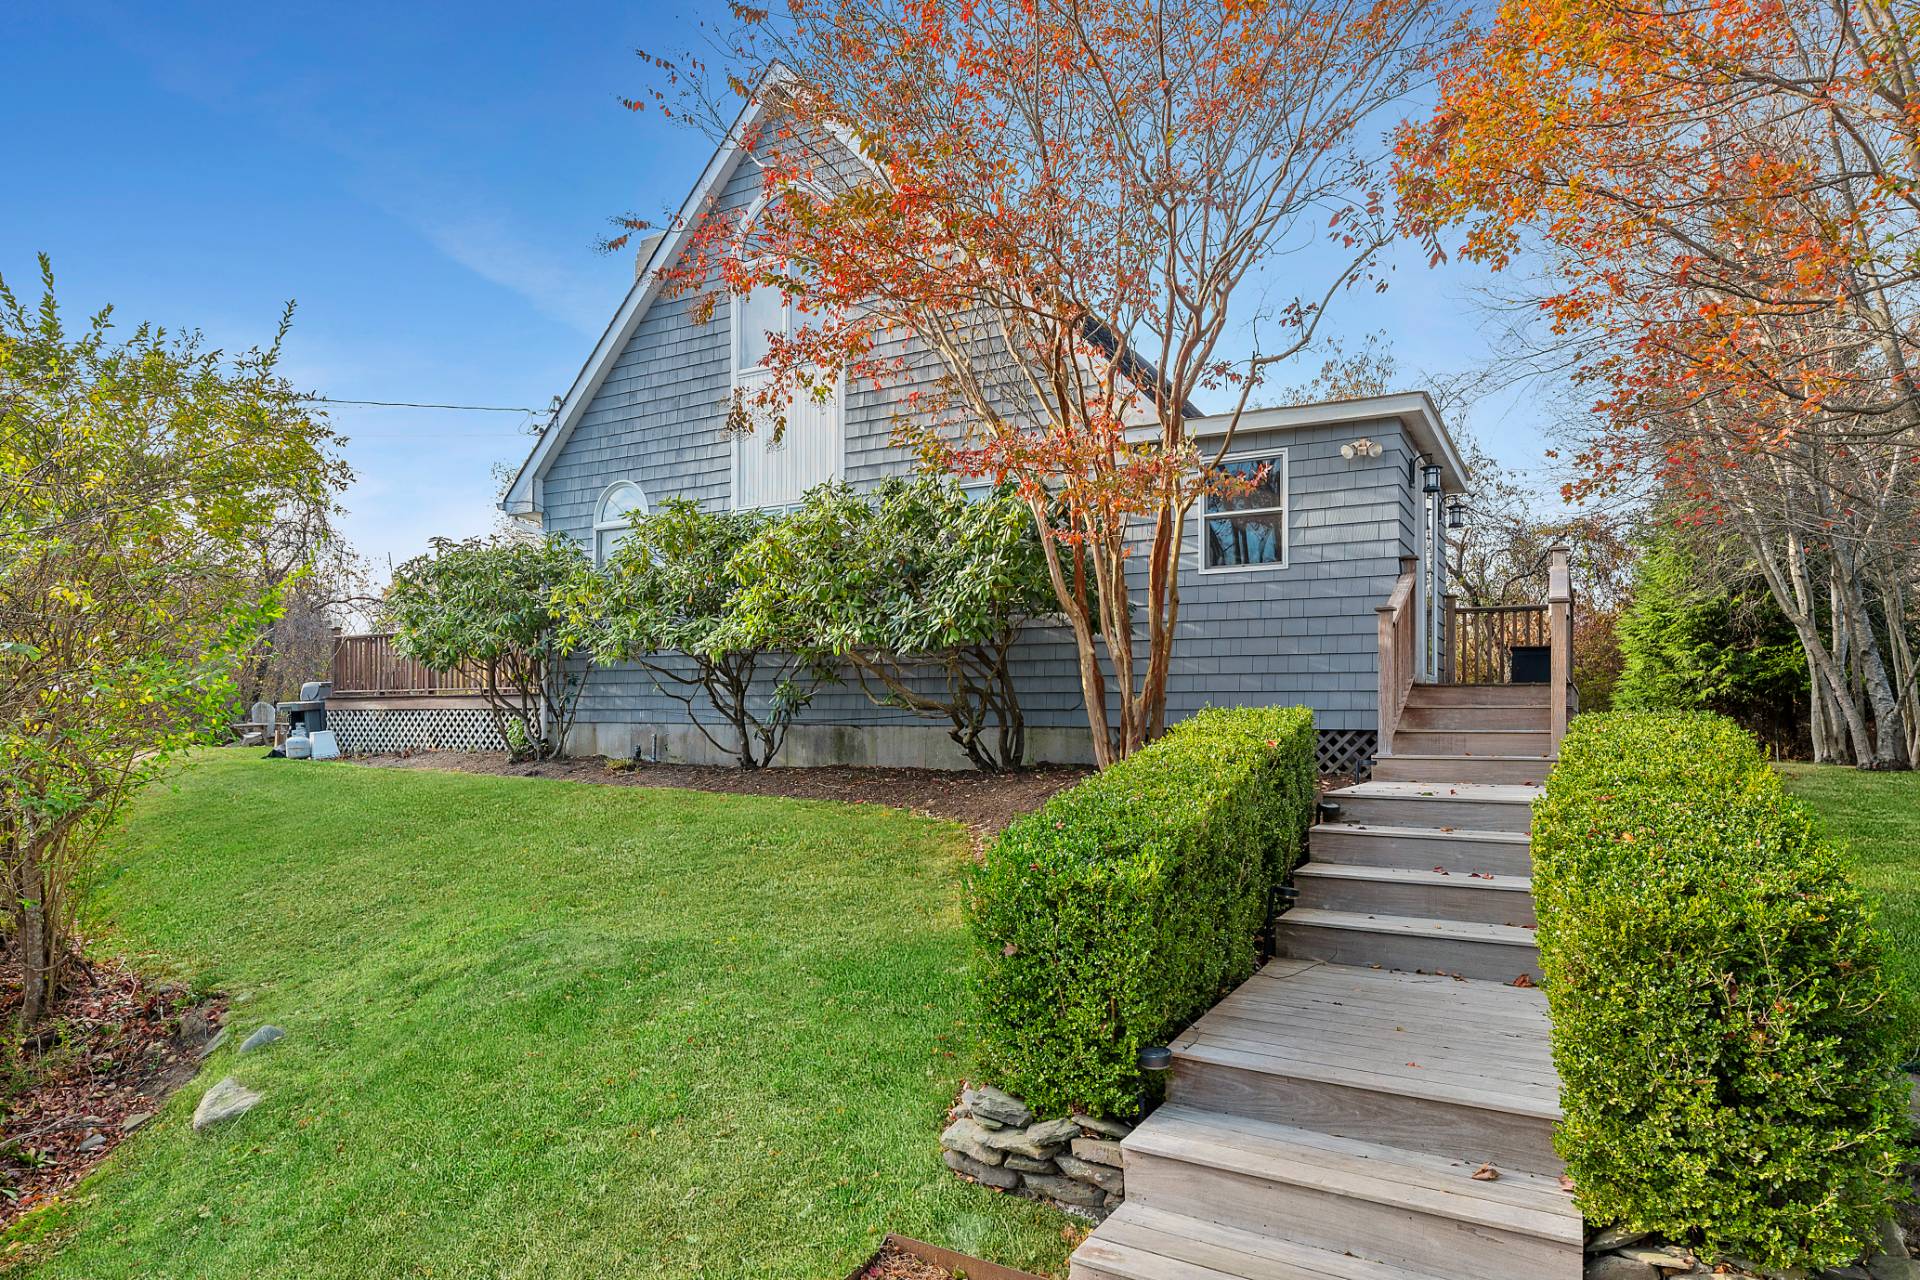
left=965, top=706, right=1315, bottom=1118
left=1533, top=712, right=1907, bottom=1270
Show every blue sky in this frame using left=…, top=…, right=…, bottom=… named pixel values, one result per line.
left=2, top=3, right=1553, bottom=575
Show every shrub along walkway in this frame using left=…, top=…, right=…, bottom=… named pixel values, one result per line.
left=6, top=755, right=1072, bottom=1279
left=1072, top=685, right=1579, bottom=1280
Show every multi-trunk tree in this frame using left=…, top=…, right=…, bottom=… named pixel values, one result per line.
left=631, top=0, right=1460, bottom=765
left=1399, top=0, right=1920, bottom=767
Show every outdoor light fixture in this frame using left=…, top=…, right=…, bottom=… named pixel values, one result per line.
left=1138, top=1045, right=1173, bottom=1072
left=1422, top=462, right=1443, bottom=495
left=1340, top=437, right=1384, bottom=460
left=1447, top=495, right=1468, bottom=529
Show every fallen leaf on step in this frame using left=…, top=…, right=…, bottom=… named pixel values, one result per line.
left=1558, top=1174, right=1576, bottom=1192
left=1510, top=974, right=1535, bottom=988
left=1471, top=1163, right=1500, bottom=1181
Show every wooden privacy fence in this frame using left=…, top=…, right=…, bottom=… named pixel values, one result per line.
left=330, top=632, right=489, bottom=697
left=1446, top=603, right=1553, bottom=686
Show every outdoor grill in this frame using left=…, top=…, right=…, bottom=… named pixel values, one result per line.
left=276, top=680, right=332, bottom=736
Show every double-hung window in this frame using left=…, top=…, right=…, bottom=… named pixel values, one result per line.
left=1200, top=450, right=1289, bottom=572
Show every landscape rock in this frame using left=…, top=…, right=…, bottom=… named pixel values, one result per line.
left=238, top=1025, right=285, bottom=1055
left=1617, top=1247, right=1692, bottom=1272
left=1071, top=1136, right=1124, bottom=1167
left=1823, top=1266, right=1873, bottom=1280
left=1024, top=1117, right=1083, bottom=1148
left=1104, top=1190, right=1124, bottom=1210
left=1074, top=1114, right=1133, bottom=1140
left=1590, top=1228, right=1653, bottom=1254
left=1587, top=1257, right=1661, bottom=1280
left=194, top=1027, right=229, bottom=1060
left=1003, top=1155, right=1056, bottom=1174
left=175, top=1008, right=216, bottom=1048
left=1022, top=1171, right=1107, bottom=1208
left=939, top=1117, right=1005, bottom=1167
left=1057, top=1153, right=1124, bottom=1194
left=75, top=1134, right=105, bottom=1153
left=119, top=1111, right=154, bottom=1133
left=1882, top=1221, right=1912, bottom=1261
left=981, top=1117, right=1078, bottom=1160
left=943, top=1148, right=1020, bottom=1191
left=1868, top=1257, right=1920, bottom=1280
left=191, top=1077, right=262, bottom=1131
left=965, top=1085, right=1033, bottom=1129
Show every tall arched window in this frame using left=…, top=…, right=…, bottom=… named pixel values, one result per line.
left=593, top=481, right=648, bottom=566
left=730, top=202, right=843, bottom=509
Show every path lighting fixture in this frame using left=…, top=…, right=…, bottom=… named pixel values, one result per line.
left=1422, top=462, right=1443, bottom=495
left=1447, top=495, right=1468, bottom=529
left=1340, top=437, right=1384, bottom=460
left=1138, top=1045, right=1173, bottom=1072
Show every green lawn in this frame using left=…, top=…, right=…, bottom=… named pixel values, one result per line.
left=1780, top=764, right=1920, bottom=1015
left=7, top=755, right=1071, bottom=1279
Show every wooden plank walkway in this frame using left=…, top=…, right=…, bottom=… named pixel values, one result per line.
left=1070, top=683, right=1580, bottom=1280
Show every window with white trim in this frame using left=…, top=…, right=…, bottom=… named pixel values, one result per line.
left=593, top=480, right=648, bottom=566
left=1200, top=450, right=1289, bottom=572
left=730, top=260, right=843, bottom=509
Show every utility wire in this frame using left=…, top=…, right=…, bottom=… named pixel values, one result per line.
left=300, top=395, right=545, bottom=414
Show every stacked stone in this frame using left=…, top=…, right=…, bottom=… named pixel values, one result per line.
left=939, top=1085, right=1132, bottom=1219
left=1583, top=1221, right=1919, bottom=1280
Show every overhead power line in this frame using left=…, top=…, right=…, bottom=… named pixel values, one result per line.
left=300, top=395, right=544, bottom=414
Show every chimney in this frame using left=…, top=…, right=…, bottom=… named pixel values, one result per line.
left=635, top=233, right=665, bottom=282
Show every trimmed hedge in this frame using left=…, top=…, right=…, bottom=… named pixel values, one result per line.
left=1533, top=712, right=1907, bottom=1270
left=965, top=706, right=1315, bottom=1119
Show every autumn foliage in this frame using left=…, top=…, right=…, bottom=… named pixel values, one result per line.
left=633, top=0, right=1458, bottom=764
left=1401, top=0, right=1920, bottom=767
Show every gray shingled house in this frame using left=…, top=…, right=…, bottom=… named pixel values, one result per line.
left=496, top=96, right=1469, bottom=772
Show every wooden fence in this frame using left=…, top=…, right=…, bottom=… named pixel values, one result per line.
left=330, top=632, right=489, bottom=697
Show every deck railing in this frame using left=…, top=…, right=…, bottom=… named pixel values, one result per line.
left=330, top=632, right=490, bottom=698
left=1445, top=603, right=1553, bottom=686
left=1373, top=558, right=1419, bottom=757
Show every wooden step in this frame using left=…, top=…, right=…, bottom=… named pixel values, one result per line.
left=1071, top=1202, right=1462, bottom=1280
left=1392, top=729, right=1551, bottom=757
left=1169, top=960, right=1561, bottom=1173
left=1274, top=909, right=1542, bottom=984
left=1399, top=704, right=1550, bottom=732
left=1369, top=755, right=1553, bottom=786
left=1293, top=863, right=1536, bottom=926
left=1117, top=1107, right=1581, bottom=1280
left=1310, top=822, right=1532, bottom=876
left=1402, top=684, right=1548, bottom=708
left=1325, top=781, right=1538, bottom=834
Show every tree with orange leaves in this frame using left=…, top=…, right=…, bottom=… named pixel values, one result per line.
left=1400, top=0, right=1920, bottom=767
left=627, top=0, right=1460, bottom=765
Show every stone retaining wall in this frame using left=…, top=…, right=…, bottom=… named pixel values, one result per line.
left=939, top=1085, right=1132, bottom=1220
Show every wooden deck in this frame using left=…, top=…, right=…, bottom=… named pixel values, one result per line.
left=1071, top=682, right=1579, bottom=1280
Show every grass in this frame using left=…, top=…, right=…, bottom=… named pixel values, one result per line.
left=5, top=755, right=1073, bottom=1279
left=1780, top=764, right=1920, bottom=1016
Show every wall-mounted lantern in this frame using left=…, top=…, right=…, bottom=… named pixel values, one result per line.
left=1422, top=463, right=1443, bottom=495
left=1447, top=495, right=1468, bottom=529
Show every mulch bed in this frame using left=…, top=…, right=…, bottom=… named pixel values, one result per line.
left=852, top=1243, right=955, bottom=1280
left=0, top=952, right=222, bottom=1225
left=350, top=751, right=1093, bottom=839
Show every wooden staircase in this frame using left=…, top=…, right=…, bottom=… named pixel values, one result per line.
left=1068, top=682, right=1578, bottom=1280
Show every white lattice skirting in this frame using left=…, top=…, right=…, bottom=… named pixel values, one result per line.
left=1316, top=729, right=1377, bottom=779
left=329, top=707, right=506, bottom=755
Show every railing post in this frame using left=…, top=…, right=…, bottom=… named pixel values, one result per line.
left=1440, top=594, right=1457, bottom=685
left=1376, top=603, right=1399, bottom=757
left=1547, top=546, right=1573, bottom=756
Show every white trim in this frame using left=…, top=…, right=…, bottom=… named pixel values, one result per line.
left=1181, top=391, right=1469, bottom=492
left=591, top=480, right=649, bottom=566
left=1197, top=447, right=1290, bottom=574
left=500, top=88, right=776, bottom=518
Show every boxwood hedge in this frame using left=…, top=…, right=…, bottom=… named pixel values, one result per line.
left=964, top=705, right=1315, bottom=1119
left=1533, top=711, right=1907, bottom=1270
